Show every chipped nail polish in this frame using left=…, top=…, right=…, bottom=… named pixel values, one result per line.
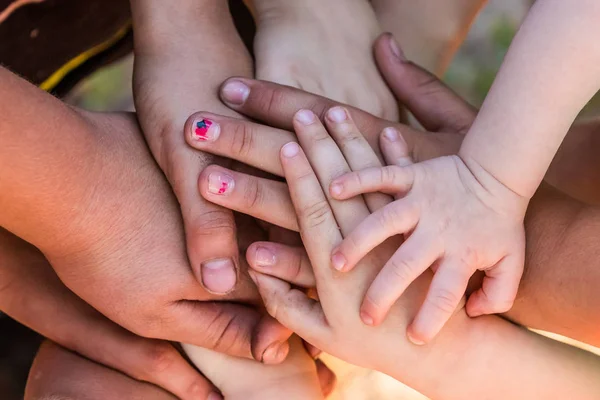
left=208, top=173, right=234, bottom=195
left=193, top=118, right=220, bottom=142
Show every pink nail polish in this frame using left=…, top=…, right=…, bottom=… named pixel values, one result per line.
left=208, top=173, right=234, bottom=195
left=193, top=118, right=220, bottom=142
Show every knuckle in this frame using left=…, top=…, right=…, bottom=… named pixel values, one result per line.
left=191, top=209, right=236, bottom=238
left=140, top=341, right=178, bottom=377
left=243, top=177, right=264, bottom=210
left=387, top=257, right=415, bottom=282
left=202, top=309, right=250, bottom=355
left=299, top=201, right=332, bottom=229
left=259, top=87, right=287, bottom=118
left=429, top=288, right=460, bottom=315
left=230, top=122, right=255, bottom=159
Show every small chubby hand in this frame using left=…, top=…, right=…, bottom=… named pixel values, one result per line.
left=329, top=128, right=527, bottom=344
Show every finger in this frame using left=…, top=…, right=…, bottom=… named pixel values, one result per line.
left=331, top=200, right=419, bottom=272
left=408, top=260, right=471, bottom=344
left=252, top=314, right=293, bottom=364
left=219, top=78, right=389, bottom=147
left=293, top=109, right=371, bottom=234
left=280, top=142, right=343, bottom=281
left=199, top=165, right=298, bottom=231
left=379, top=127, right=415, bottom=167
left=248, top=270, right=329, bottom=347
left=185, top=112, right=294, bottom=176
left=324, top=106, right=392, bottom=212
left=330, top=165, right=414, bottom=200
left=315, top=359, right=337, bottom=398
left=360, top=232, right=441, bottom=326
left=247, top=242, right=316, bottom=288
left=0, top=230, right=213, bottom=400
left=25, top=341, right=179, bottom=400
left=466, top=254, right=523, bottom=317
left=374, top=33, right=477, bottom=133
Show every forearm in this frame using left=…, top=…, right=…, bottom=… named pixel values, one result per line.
left=383, top=276, right=600, bottom=399
left=460, top=0, right=600, bottom=198
left=546, top=117, right=600, bottom=204
left=0, top=67, right=107, bottom=252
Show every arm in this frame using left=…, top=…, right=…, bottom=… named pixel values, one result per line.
left=460, top=0, right=600, bottom=198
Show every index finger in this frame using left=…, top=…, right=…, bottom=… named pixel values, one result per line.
left=219, top=78, right=389, bottom=149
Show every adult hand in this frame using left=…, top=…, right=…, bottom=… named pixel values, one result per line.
left=0, top=228, right=216, bottom=400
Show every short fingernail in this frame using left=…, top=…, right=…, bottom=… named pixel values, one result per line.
left=207, top=173, right=234, bottom=195
left=221, top=80, right=250, bottom=105
left=360, top=310, right=374, bottom=326
left=383, top=127, right=399, bottom=142
left=281, top=142, right=300, bottom=158
left=255, top=246, right=276, bottom=268
left=330, top=182, right=343, bottom=197
left=295, top=109, right=316, bottom=125
left=192, top=118, right=220, bottom=142
left=388, top=34, right=406, bottom=61
left=331, top=251, right=347, bottom=271
left=262, top=341, right=288, bottom=364
left=407, top=330, right=426, bottom=346
left=327, top=106, right=347, bottom=123
left=201, top=258, right=237, bottom=294
left=208, top=392, right=224, bottom=400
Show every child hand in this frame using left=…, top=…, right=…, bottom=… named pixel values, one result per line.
left=329, top=129, right=527, bottom=344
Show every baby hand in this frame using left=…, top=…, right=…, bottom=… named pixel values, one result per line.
left=329, top=129, right=527, bottom=344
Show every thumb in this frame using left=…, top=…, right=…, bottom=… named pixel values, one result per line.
left=466, top=254, right=523, bottom=317
left=374, top=33, right=477, bottom=134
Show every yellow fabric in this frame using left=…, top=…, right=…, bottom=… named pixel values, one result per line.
left=39, top=21, right=131, bottom=91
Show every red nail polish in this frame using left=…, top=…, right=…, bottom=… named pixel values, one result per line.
left=194, top=118, right=220, bottom=141
left=208, top=173, right=234, bottom=195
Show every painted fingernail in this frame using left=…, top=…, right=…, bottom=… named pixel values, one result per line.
left=295, top=109, right=316, bottom=125
left=388, top=34, right=406, bottom=61
left=207, top=173, right=234, bottom=195
left=255, top=246, right=276, bottom=268
left=201, top=258, right=237, bottom=294
left=327, top=107, right=347, bottom=123
left=383, top=127, right=399, bottom=142
left=360, top=310, right=374, bottom=326
left=331, top=251, right=347, bottom=271
left=193, top=118, right=220, bottom=142
left=208, top=392, right=224, bottom=400
left=330, top=182, right=343, bottom=197
left=407, top=330, right=426, bottom=346
left=221, top=80, right=250, bottom=105
left=281, top=142, right=300, bottom=158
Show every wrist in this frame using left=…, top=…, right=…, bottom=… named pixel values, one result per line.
left=130, top=0, right=233, bottom=54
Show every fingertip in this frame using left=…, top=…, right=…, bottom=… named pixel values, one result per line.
left=360, top=310, right=375, bottom=326
left=406, top=326, right=427, bottom=346
left=331, top=251, right=348, bottom=272
left=280, top=142, right=301, bottom=160
left=329, top=181, right=344, bottom=198
left=220, top=78, right=251, bottom=107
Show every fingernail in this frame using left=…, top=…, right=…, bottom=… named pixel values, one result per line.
left=201, top=258, right=237, bottom=294
left=295, top=109, right=316, bottom=125
left=192, top=118, right=220, bottom=142
left=208, top=392, right=223, bottom=400
left=281, top=142, right=300, bottom=158
left=330, top=182, right=343, bottom=197
left=388, top=34, right=406, bottom=61
left=327, top=107, right=347, bottom=123
left=255, top=246, right=276, bottom=268
left=360, top=310, right=374, bottom=326
left=407, top=331, right=426, bottom=346
left=221, top=80, right=250, bottom=105
left=383, top=127, right=399, bottom=142
left=331, top=251, right=347, bottom=271
left=207, top=173, right=234, bottom=195
left=262, top=341, right=288, bottom=364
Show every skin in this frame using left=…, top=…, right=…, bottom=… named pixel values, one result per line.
left=244, top=0, right=398, bottom=120
left=184, top=34, right=600, bottom=348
